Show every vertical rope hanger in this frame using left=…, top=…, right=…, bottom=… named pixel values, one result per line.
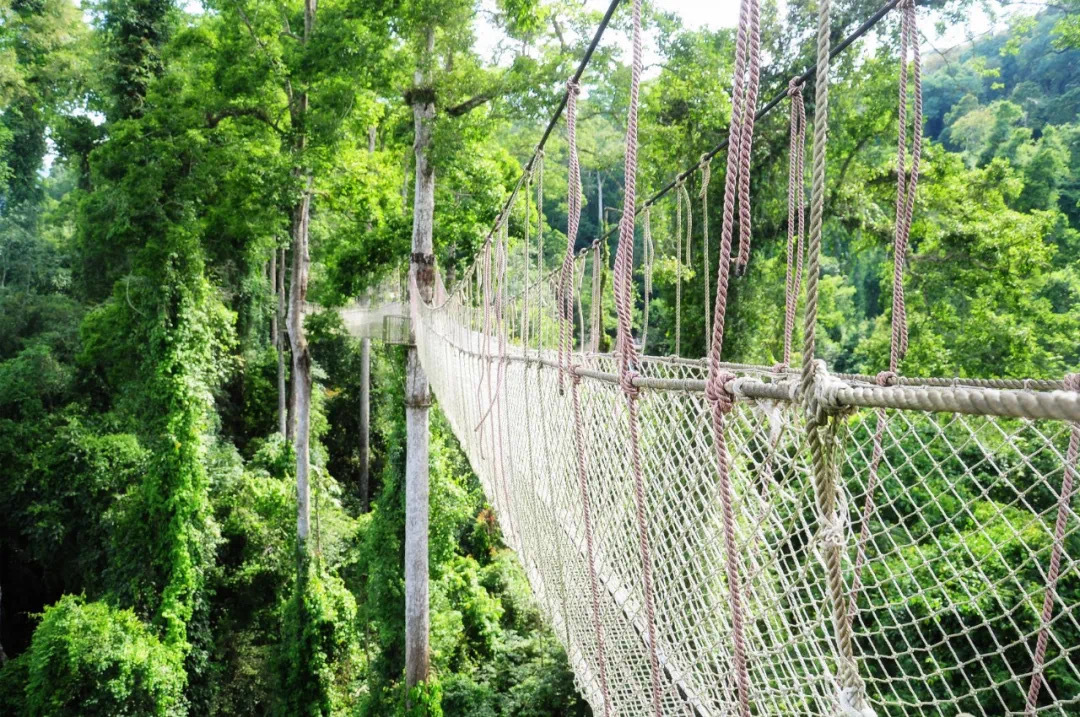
left=702, top=0, right=762, bottom=712
left=641, top=206, right=654, bottom=352
left=559, top=81, right=583, bottom=393
left=700, top=156, right=713, bottom=351
left=1028, top=372, right=1080, bottom=713
left=535, top=151, right=544, bottom=356
left=610, top=0, right=664, bottom=711
left=559, top=75, right=611, bottom=714
left=851, top=0, right=922, bottom=659
left=781, top=79, right=806, bottom=369
left=799, top=0, right=873, bottom=713
left=674, top=178, right=684, bottom=356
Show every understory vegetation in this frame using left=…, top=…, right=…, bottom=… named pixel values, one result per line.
left=1, top=0, right=1078, bottom=713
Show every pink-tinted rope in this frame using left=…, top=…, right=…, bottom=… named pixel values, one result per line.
left=611, top=0, right=663, bottom=712
left=559, top=81, right=583, bottom=394
left=734, top=0, right=762, bottom=277
left=1026, top=372, right=1080, bottom=713
left=702, top=0, right=760, bottom=714
left=782, top=79, right=806, bottom=369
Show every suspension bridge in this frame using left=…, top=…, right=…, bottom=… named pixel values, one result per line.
left=347, top=0, right=1080, bottom=713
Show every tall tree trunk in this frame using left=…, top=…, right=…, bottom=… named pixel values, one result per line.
left=270, top=251, right=278, bottom=347
left=288, top=179, right=312, bottom=546
left=359, top=126, right=375, bottom=512
left=405, top=26, right=435, bottom=698
left=277, top=247, right=288, bottom=437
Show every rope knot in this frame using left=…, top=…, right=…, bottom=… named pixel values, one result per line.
left=787, top=77, right=804, bottom=96
left=706, top=371, right=737, bottom=413
left=619, top=369, right=641, bottom=399
left=571, top=370, right=582, bottom=387
left=699, top=155, right=712, bottom=198
left=772, top=362, right=788, bottom=373
left=804, top=359, right=849, bottom=425
left=1065, top=373, right=1080, bottom=392
left=567, top=79, right=581, bottom=96
left=875, top=370, right=898, bottom=387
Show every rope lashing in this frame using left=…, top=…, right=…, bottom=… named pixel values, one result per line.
left=891, top=0, right=922, bottom=366
left=612, top=0, right=663, bottom=710
left=559, top=79, right=583, bottom=394
left=782, top=77, right=806, bottom=369
left=700, top=155, right=713, bottom=351
left=1026, top=373, right=1080, bottom=714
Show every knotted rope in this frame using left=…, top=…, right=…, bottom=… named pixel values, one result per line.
left=612, top=0, right=664, bottom=710
left=559, top=80, right=583, bottom=393
left=701, top=0, right=763, bottom=712
left=1026, top=372, right=1080, bottom=714
left=782, top=78, right=806, bottom=369
left=799, top=0, right=871, bottom=712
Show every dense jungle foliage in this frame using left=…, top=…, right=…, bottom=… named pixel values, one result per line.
left=1, top=0, right=1078, bottom=713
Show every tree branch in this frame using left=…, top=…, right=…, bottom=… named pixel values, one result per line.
left=445, top=93, right=493, bottom=117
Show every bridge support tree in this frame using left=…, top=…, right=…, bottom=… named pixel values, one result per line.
left=405, top=23, right=435, bottom=700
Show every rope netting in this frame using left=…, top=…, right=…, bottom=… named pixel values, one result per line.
left=402, top=0, right=1080, bottom=714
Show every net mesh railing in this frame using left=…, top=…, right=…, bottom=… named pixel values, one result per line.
left=410, top=273, right=1080, bottom=717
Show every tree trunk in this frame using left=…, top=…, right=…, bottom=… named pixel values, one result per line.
left=288, top=185, right=313, bottom=546
left=405, top=25, right=435, bottom=697
left=359, top=303, right=371, bottom=513
left=277, top=247, right=288, bottom=437
left=269, top=251, right=277, bottom=346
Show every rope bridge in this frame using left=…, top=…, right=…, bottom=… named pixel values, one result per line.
left=402, top=0, right=1080, bottom=714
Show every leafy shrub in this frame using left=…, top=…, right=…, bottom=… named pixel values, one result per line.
left=22, top=595, right=185, bottom=716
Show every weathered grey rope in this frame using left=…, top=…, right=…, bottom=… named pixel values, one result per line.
left=700, top=156, right=713, bottom=351
left=782, top=78, right=805, bottom=369
left=798, top=0, right=870, bottom=710
left=559, top=80, right=583, bottom=393
left=675, top=177, right=685, bottom=357
left=642, top=206, right=654, bottom=352
left=536, top=151, right=545, bottom=356
left=1026, top=372, right=1080, bottom=714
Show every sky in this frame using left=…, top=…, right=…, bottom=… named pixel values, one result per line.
left=476, top=0, right=1006, bottom=74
